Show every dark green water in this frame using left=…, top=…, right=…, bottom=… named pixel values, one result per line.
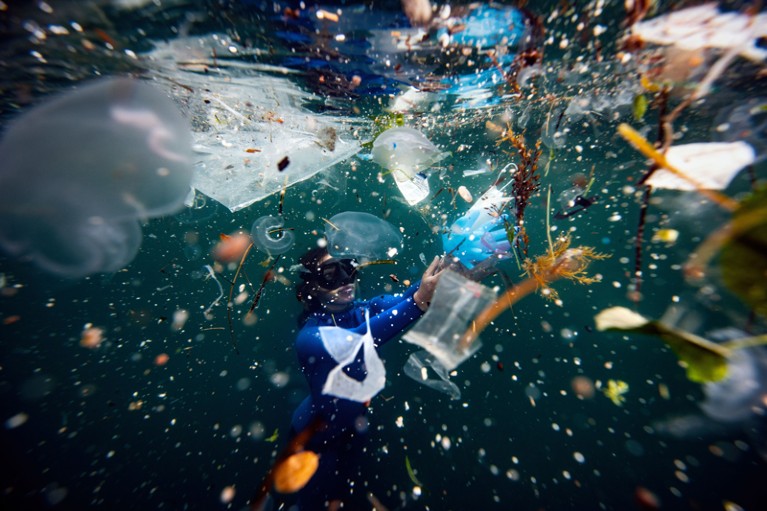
left=1, top=1, right=766, bottom=510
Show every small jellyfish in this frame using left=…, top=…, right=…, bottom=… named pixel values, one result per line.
left=371, top=127, right=448, bottom=205
left=250, top=215, right=295, bottom=255
left=324, top=211, right=402, bottom=261
left=0, top=78, right=193, bottom=278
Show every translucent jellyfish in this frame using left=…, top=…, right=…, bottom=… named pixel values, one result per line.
left=371, top=127, right=448, bottom=205
left=251, top=215, right=295, bottom=255
left=324, top=211, right=402, bottom=261
left=653, top=336, right=767, bottom=461
left=0, top=78, right=193, bottom=278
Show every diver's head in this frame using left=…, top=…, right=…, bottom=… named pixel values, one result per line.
left=296, top=246, right=358, bottom=313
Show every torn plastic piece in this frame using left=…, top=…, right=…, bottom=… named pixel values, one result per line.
left=403, top=350, right=461, bottom=400
left=393, top=169, right=431, bottom=205
left=320, top=309, right=386, bottom=403
left=645, top=141, right=756, bottom=191
left=144, top=37, right=366, bottom=212
left=403, top=269, right=497, bottom=371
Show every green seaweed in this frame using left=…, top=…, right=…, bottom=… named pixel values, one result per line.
left=405, top=455, right=423, bottom=487
left=633, top=94, right=648, bottom=121
left=265, top=428, right=280, bottom=443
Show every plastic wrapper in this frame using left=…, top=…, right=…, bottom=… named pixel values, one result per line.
left=403, top=269, right=497, bottom=371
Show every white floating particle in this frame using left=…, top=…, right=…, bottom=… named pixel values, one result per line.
left=220, top=485, right=236, bottom=504
left=574, top=451, right=585, bottom=463
left=5, top=412, right=28, bottom=429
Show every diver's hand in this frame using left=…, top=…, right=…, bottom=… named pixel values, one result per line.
left=414, top=256, right=444, bottom=311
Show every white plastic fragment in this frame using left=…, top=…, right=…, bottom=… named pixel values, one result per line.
left=632, top=3, right=767, bottom=62
left=645, top=141, right=756, bottom=191
left=594, top=306, right=649, bottom=331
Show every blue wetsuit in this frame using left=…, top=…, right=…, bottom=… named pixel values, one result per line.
left=289, top=283, right=423, bottom=508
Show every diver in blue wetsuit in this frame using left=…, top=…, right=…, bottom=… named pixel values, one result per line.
left=288, top=246, right=443, bottom=509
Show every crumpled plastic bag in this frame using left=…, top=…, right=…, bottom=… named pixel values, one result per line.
left=403, top=269, right=497, bottom=371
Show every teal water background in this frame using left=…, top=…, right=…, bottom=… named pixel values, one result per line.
left=1, top=1, right=766, bottom=510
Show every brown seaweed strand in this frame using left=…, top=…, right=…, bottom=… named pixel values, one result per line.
left=497, top=127, right=542, bottom=257
left=631, top=186, right=652, bottom=302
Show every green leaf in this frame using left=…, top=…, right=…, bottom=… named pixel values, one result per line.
left=595, top=307, right=731, bottom=383
left=720, top=185, right=767, bottom=318
left=405, top=455, right=423, bottom=487
left=633, top=94, right=648, bottom=121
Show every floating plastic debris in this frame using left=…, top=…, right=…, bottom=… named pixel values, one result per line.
left=145, top=36, right=365, bottom=212
left=631, top=4, right=767, bottom=62
left=645, top=141, right=756, bottom=191
left=443, top=185, right=512, bottom=269
left=403, top=270, right=497, bottom=371
left=403, top=350, right=461, bottom=400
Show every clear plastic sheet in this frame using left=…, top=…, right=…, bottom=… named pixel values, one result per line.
left=403, top=269, right=497, bottom=371
left=145, top=35, right=366, bottom=212
left=403, top=350, right=461, bottom=400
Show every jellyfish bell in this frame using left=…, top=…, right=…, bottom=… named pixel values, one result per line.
left=0, top=77, right=194, bottom=278
left=250, top=215, right=295, bottom=256
left=324, top=211, right=402, bottom=262
left=371, top=127, right=448, bottom=205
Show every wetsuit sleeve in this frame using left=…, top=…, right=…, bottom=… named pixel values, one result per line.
left=359, top=281, right=423, bottom=348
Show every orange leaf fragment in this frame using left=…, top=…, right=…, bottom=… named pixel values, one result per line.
left=273, top=451, right=319, bottom=493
